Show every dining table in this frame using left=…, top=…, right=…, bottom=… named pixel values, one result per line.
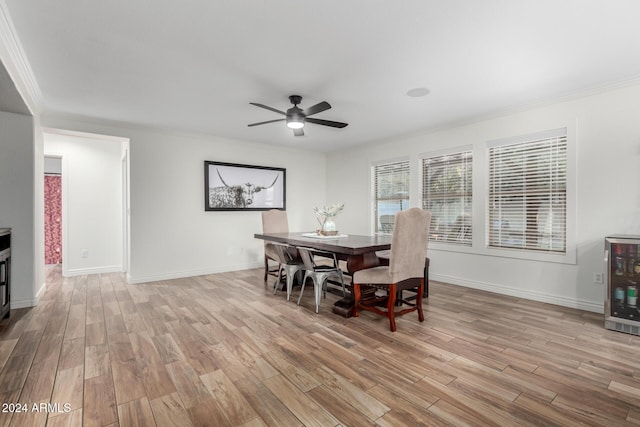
left=253, top=232, right=429, bottom=317
left=254, top=231, right=392, bottom=275
left=254, top=232, right=430, bottom=301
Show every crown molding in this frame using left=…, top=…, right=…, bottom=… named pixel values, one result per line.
left=0, top=0, right=42, bottom=114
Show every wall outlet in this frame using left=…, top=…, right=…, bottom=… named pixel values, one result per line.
left=81, top=249, right=89, bottom=258
left=593, top=272, right=603, bottom=284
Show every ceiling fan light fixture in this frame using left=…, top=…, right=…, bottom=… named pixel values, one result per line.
left=286, top=115, right=305, bottom=129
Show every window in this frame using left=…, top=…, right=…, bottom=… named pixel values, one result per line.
left=422, top=150, right=472, bottom=245
left=488, top=128, right=567, bottom=253
left=373, top=160, right=410, bottom=233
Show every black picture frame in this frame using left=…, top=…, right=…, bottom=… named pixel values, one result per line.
left=204, top=161, right=286, bottom=211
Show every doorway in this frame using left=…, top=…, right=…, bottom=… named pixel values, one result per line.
left=44, top=156, right=62, bottom=265
left=43, top=129, right=130, bottom=277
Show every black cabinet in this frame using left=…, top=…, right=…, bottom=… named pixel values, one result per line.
left=0, top=228, right=10, bottom=319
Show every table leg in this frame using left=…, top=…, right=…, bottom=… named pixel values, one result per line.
left=345, top=251, right=380, bottom=274
left=331, top=251, right=381, bottom=317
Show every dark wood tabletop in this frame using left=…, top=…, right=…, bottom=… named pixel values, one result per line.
left=254, top=232, right=392, bottom=256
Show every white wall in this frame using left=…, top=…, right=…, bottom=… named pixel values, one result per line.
left=327, top=83, right=640, bottom=313
left=39, top=117, right=327, bottom=284
left=40, top=84, right=640, bottom=313
left=0, top=111, right=40, bottom=308
left=44, top=132, right=123, bottom=276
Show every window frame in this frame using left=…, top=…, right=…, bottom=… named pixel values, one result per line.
left=371, top=157, right=411, bottom=235
left=420, top=146, right=473, bottom=246
left=484, top=127, right=576, bottom=264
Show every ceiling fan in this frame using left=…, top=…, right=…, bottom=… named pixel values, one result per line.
left=248, top=95, right=348, bottom=136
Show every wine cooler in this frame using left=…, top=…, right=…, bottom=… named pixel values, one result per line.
left=0, top=228, right=10, bottom=320
left=605, top=235, right=640, bottom=336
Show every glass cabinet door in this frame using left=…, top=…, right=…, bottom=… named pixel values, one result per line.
left=608, top=239, right=640, bottom=321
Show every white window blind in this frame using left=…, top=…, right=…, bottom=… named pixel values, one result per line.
left=488, top=129, right=567, bottom=253
left=374, top=160, right=410, bottom=233
left=422, top=150, right=472, bottom=245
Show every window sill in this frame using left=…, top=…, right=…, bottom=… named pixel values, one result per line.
left=428, top=241, right=577, bottom=265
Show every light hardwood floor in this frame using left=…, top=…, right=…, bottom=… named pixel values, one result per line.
left=1, top=266, right=639, bottom=426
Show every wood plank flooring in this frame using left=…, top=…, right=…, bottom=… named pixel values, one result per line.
left=0, top=266, right=639, bottom=426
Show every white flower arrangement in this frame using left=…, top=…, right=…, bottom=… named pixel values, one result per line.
left=313, top=202, right=344, bottom=231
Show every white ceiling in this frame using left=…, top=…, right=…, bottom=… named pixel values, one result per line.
left=4, top=0, right=640, bottom=152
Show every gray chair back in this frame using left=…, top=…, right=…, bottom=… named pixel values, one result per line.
left=272, top=242, right=297, bottom=264
left=389, top=208, right=431, bottom=283
left=262, top=209, right=289, bottom=234
left=297, top=247, right=316, bottom=271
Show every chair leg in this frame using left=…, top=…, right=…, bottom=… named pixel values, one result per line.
left=353, top=283, right=361, bottom=317
left=314, top=278, right=322, bottom=313
left=387, top=284, right=397, bottom=332
left=264, top=255, right=269, bottom=282
left=417, top=279, right=425, bottom=323
left=286, top=269, right=294, bottom=301
left=297, top=273, right=309, bottom=306
left=274, top=267, right=282, bottom=295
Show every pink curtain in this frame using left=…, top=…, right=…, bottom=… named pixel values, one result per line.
left=44, top=175, right=62, bottom=265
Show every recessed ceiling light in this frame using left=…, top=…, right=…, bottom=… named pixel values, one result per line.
left=406, top=87, right=430, bottom=97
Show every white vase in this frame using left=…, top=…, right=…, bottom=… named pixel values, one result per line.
left=322, top=219, right=336, bottom=233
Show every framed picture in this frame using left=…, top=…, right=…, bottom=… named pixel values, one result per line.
left=204, top=161, right=286, bottom=211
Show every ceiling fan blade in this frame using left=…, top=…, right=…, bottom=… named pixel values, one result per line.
left=306, top=117, right=348, bottom=128
left=303, top=101, right=331, bottom=116
left=248, top=119, right=285, bottom=127
left=293, top=128, right=304, bottom=136
left=249, top=102, right=286, bottom=115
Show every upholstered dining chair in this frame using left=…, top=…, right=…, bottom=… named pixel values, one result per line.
left=261, top=209, right=292, bottom=282
left=296, top=247, right=346, bottom=313
left=271, top=242, right=305, bottom=301
left=353, top=207, right=431, bottom=332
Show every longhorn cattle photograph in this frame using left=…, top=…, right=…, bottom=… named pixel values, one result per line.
left=204, top=161, right=286, bottom=211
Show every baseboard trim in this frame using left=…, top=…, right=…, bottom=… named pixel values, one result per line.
left=9, top=280, right=47, bottom=309
left=11, top=296, right=39, bottom=309
left=431, top=273, right=604, bottom=314
left=127, top=262, right=264, bottom=285
left=64, top=265, right=123, bottom=277
left=35, top=281, right=46, bottom=301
